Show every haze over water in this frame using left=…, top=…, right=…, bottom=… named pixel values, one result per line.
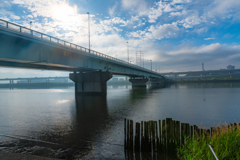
left=0, top=83, right=240, bottom=159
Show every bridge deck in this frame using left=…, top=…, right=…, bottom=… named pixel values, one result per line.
left=0, top=19, right=165, bottom=79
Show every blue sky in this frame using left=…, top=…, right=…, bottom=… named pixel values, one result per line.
left=0, top=0, right=240, bottom=78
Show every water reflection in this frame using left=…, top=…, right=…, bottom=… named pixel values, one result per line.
left=1, top=83, right=240, bottom=159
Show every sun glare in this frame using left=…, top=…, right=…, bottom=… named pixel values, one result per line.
left=51, top=3, right=78, bottom=25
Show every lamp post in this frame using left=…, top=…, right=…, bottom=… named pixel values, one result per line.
left=148, top=60, right=152, bottom=71
left=87, top=12, right=90, bottom=53
left=30, top=21, right=32, bottom=29
left=127, top=42, right=129, bottom=63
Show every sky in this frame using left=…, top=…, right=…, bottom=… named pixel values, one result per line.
left=0, top=0, right=240, bottom=78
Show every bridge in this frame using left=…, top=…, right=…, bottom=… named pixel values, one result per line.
left=161, top=69, right=240, bottom=79
left=0, top=19, right=166, bottom=95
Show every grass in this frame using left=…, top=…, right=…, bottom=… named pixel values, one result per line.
left=177, top=123, right=240, bottom=160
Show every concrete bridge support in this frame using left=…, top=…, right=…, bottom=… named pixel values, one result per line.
left=129, top=77, right=148, bottom=88
left=69, top=71, right=112, bottom=96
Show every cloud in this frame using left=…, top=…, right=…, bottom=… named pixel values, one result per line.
left=121, top=0, right=148, bottom=13
left=129, top=22, right=180, bottom=41
left=0, top=9, right=20, bottom=20
left=178, top=12, right=202, bottom=28
left=167, top=43, right=222, bottom=55
left=148, top=23, right=180, bottom=40
left=139, top=0, right=190, bottom=23
left=204, top=38, right=215, bottom=40
left=108, top=3, right=117, bottom=17
left=155, top=43, right=240, bottom=72
left=206, top=0, right=240, bottom=19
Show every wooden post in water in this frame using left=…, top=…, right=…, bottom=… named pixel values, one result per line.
left=194, top=125, right=197, bottom=138
left=127, top=119, right=130, bottom=149
left=172, top=120, right=176, bottom=153
left=130, top=120, right=133, bottom=150
left=135, top=122, right=140, bottom=151
left=124, top=118, right=126, bottom=149
left=145, top=121, right=149, bottom=152
left=186, top=123, right=190, bottom=138
left=190, top=125, right=193, bottom=139
left=141, top=121, right=143, bottom=152
left=149, top=121, right=152, bottom=152
left=162, top=119, right=166, bottom=153
left=181, top=123, right=184, bottom=145
left=175, top=121, right=180, bottom=145
left=166, top=118, right=171, bottom=153
left=158, top=120, right=162, bottom=152
left=152, top=121, right=156, bottom=152
left=155, top=121, right=158, bottom=152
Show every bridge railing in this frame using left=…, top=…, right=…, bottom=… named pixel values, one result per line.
left=0, top=19, right=160, bottom=76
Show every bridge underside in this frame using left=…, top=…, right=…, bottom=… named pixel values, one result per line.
left=0, top=25, right=166, bottom=96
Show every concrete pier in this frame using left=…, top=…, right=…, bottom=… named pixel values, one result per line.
left=129, top=77, right=148, bottom=88
left=69, top=71, right=112, bottom=95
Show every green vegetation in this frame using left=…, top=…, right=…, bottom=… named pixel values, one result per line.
left=177, top=123, right=240, bottom=160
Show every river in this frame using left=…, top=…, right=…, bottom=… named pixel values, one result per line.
left=0, top=82, right=240, bottom=159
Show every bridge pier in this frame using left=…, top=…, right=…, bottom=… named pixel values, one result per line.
left=129, top=77, right=148, bottom=88
left=69, top=71, right=112, bottom=96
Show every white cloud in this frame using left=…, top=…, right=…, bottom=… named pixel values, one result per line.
left=204, top=38, right=215, bottom=40
left=178, top=13, right=201, bottom=28
left=170, top=9, right=188, bottom=17
left=148, top=23, right=180, bottom=40
left=139, top=1, right=186, bottom=23
left=121, top=0, right=148, bottom=13
left=167, top=43, right=222, bottom=55
left=207, top=0, right=240, bottom=18
left=108, top=3, right=117, bottom=17
left=0, top=9, right=20, bottom=20
left=129, top=22, right=180, bottom=40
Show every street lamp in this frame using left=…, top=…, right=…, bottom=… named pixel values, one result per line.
left=87, top=12, right=90, bottom=53
left=148, top=60, right=152, bottom=71
left=127, top=42, right=129, bottom=63
left=30, top=21, right=32, bottom=29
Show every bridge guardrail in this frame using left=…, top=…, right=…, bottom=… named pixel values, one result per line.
left=0, top=19, right=162, bottom=77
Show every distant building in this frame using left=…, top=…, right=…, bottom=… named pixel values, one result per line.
left=227, top=65, right=235, bottom=70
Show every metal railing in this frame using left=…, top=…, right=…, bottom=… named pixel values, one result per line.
left=208, top=144, right=219, bottom=160
left=0, top=19, right=160, bottom=75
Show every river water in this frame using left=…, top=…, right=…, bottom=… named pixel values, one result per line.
left=0, top=82, right=240, bottom=159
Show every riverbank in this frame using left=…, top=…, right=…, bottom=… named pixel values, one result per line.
left=0, top=83, right=74, bottom=88
left=0, top=151, right=62, bottom=160
left=172, top=79, right=240, bottom=83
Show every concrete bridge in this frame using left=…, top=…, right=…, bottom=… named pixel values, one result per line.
left=0, top=19, right=166, bottom=95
